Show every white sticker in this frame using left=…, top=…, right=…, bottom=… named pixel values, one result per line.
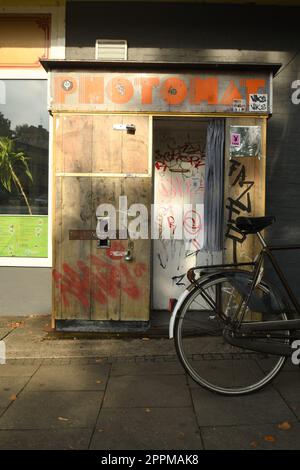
left=249, top=94, right=268, bottom=112
left=232, top=99, right=246, bottom=112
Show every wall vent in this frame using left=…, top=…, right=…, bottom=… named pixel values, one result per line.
left=95, top=39, right=127, bottom=61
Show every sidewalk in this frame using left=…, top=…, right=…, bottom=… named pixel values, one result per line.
left=0, top=315, right=300, bottom=450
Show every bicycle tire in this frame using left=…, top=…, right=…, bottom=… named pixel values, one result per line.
left=174, top=271, right=290, bottom=395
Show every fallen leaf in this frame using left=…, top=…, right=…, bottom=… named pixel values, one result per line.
left=278, top=421, right=291, bottom=431
left=8, top=322, right=25, bottom=329
left=10, top=394, right=17, bottom=401
left=264, top=435, right=276, bottom=442
left=58, top=416, right=69, bottom=421
left=250, top=441, right=257, bottom=448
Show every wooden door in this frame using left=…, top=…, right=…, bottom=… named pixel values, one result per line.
left=52, top=114, right=151, bottom=322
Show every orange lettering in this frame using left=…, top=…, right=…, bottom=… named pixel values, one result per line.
left=160, top=78, right=187, bottom=105
left=140, top=77, right=160, bottom=104
left=107, top=77, right=134, bottom=104
left=220, top=80, right=242, bottom=105
left=190, top=78, right=218, bottom=105
left=79, top=77, right=104, bottom=104
left=54, top=76, right=77, bottom=104
left=243, top=79, right=266, bottom=103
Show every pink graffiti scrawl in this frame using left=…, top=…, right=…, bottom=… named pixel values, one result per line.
left=53, top=254, right=147, bottom=309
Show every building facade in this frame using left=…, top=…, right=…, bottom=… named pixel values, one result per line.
left=0, top=1, right=300, bottom=329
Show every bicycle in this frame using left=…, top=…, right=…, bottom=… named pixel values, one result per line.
left=169, top=216, right=300, bottom=396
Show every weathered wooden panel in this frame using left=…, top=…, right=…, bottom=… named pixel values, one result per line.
left=224, top=117, right=266, bottom=264
left=52, top=175, right=62, bottom=320
left=120, top=177, right=151, bottom=321
left=90, top=177, right=121, bottom=321
left=121, top=116, right=150, bottom=174
left=53, top=176, right=93, bottom=320
left=56, top=114, right=93, bottom=173
left=92, top=115, right=123, bottom=173
left=53, top=114, right=151, bottom=324
left=88, top=175, right=151, bottom=322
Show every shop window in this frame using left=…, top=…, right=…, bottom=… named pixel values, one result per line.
left=0, top=79, right=49, bottom=258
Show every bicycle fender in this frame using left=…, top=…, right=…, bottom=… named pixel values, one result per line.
left=169, top=289, right=190, bottom=339
left=168, top=269, right=255, bottom=339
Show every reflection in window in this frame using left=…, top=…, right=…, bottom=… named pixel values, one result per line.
left=0, top=80, right=49, bottom=215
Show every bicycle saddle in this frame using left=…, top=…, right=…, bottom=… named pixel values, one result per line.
left=236, top=216, right=276, bottom=234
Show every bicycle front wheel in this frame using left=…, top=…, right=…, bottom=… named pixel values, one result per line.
left=174, top=271, right=289, bottom=395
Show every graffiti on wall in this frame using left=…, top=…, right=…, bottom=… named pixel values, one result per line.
left=225, top=158, right=254, bottom=263
left=153, top=129, right=207, bottom=309
left=155, top=142, right=205, bottom=174
left=53, top=244, right=147, bottom=309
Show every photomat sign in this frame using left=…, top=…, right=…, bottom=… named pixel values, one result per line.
left=50, top=71, right=272, bottom=113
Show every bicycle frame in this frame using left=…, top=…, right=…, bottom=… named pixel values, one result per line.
left=237, top=237, right=300, bottom=334
left=188, top=235, right=300, bottom=336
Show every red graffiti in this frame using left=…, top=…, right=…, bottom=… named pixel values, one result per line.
left=155, top=142, right=205, bottom=173
left=53, top=254, right=147, bottom=309
left=183, top=209, right=202, bottom=235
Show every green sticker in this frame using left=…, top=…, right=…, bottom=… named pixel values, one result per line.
left=0, top=216, right=48, bottom=258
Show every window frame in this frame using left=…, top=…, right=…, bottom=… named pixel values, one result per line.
left=0, top=5, right=65, bottom=268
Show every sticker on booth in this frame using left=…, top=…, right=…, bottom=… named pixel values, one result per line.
left=230, top=126, right=262, bottom=159
left=249, top=94, right=268, bottom=112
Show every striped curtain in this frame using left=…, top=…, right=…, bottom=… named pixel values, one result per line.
left=203, top=119, right=225, bottom=252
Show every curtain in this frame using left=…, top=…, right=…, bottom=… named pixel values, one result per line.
left=202, top=119, right=225, bottom=252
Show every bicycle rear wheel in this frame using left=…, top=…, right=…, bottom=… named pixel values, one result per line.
left=174, top=271, right=290, bottom=395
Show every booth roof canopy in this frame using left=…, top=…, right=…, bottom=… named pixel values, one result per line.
left=40, top=59, right=282, bottom=76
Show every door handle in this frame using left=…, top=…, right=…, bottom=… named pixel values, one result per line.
left=124, top=240, right=134, bottom=262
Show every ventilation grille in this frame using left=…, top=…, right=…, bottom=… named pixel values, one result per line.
left=95, top=39, right=127, bottom=61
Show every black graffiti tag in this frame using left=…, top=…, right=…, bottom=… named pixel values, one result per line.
left=225, top=159, right=254, bottom=260
left=172, top=274, right=186, bottom=287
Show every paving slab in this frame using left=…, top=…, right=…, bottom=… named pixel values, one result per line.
left=0, top=428, right=92, bottom=450
left=0, top=329, right=11, bottom=340
left=103, top=375, right=191, bottom=408
left=191, top=386, right=296, bottom=427
left=0, top=391, right=103, bottom=429
left=0, top=377, right=29, bottom=409
left=201, top=422, right=300, bottom=450
left=26, top=364, right=110, bottom=391
left=272, top=370, right=300, bottom=402
left=186, top=358, right=271, bottom=389
left=111, top=361, right=184, bottom=376
left=91, top=407, right=202, bottom=450
left=0, top=364, right=40, bottom=377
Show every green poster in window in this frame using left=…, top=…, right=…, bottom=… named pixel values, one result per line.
left=0, top=216, right=48, bottom=257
